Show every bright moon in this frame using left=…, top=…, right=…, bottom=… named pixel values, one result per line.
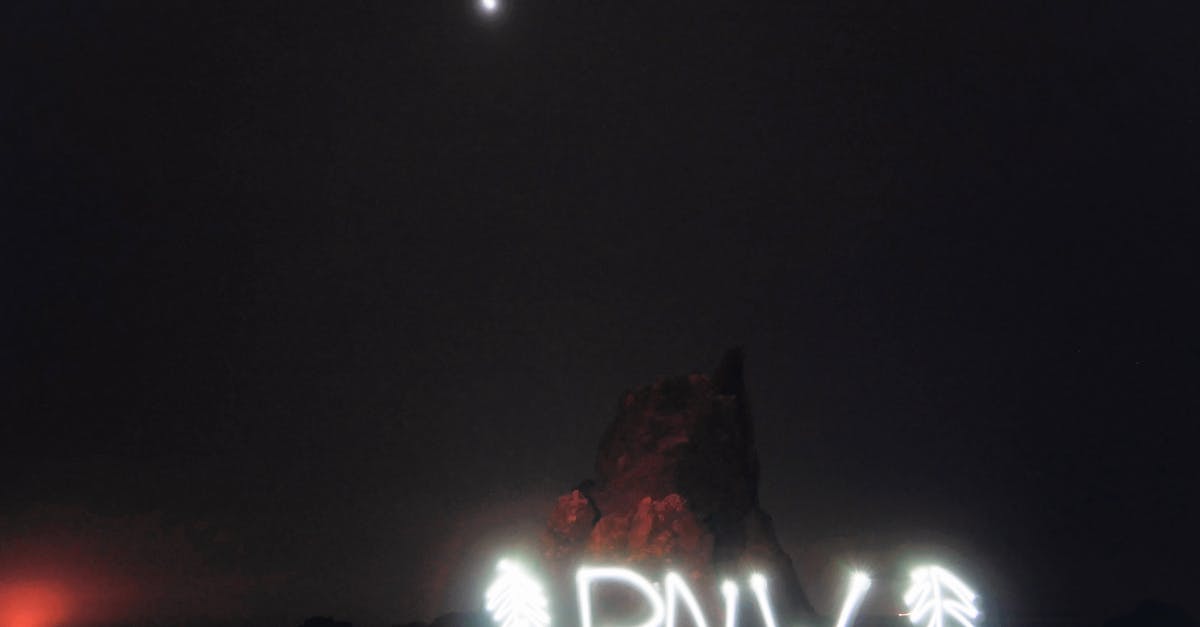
left=480, top=0, right=498, bottom=13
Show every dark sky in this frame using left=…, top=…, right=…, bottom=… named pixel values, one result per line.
left=3, top=2, right=1198, bottom=626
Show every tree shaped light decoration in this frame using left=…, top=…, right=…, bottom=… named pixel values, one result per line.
left=903, top=566, right=980, bottom=627
left=486, top=559, right=551, bottom=627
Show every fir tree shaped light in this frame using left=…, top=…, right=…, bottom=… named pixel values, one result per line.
left=903, top=566, right=980, bottom=627
left=486, top=559, right=551, bottom=627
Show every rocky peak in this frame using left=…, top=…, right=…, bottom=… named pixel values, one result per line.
left=543, top=349, right=815, bottom=621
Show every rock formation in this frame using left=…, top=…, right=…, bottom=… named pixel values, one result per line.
left=542, top=349, right=815, bottom=622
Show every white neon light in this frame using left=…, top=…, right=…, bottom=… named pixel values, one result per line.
left=484, top=557, right=984, bottom=627
left=480, top=0, right=499, bottom=13
left=576, top=566, right=666, bottom=627
left=748, top=574, right=777, bottom=627
left=834, top=572, right=872, bottom=627
left=720, top=581, right=738, bottom=627
left=664, top=572, right=709, bottom=627
left=903, top=566, right=979, bottom=627
left=486, top=559, right=551, bottom=627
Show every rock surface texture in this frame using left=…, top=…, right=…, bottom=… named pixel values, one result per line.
left=543, top=349, right=815, bottom=622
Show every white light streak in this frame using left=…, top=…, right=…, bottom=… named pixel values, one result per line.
left=834, top=572, right=872, bottom=627
left=486, top=560, right=551, bottom=627
left=576, top=566, right=666, bottom=627
left=748, top=574, right=777, bottom=627
left=903, top=566, right=979, bottom=627
left=484, top=557, right=984, bottom=627
left=720, top=581, right=738, bottom=627
left=664, top=572, right=709, bottom=627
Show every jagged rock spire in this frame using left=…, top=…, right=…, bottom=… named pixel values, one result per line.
left=543, top=349, right=816, bottom=621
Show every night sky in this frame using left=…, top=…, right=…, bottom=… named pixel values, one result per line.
left=3, top=2, right=1198, bottom=626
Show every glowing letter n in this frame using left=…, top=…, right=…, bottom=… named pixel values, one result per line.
left=664, top=572, right=709, bottom=627
left=576, top=567, right=666, bottom=627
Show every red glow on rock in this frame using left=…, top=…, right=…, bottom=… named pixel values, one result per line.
left=0, top=581, right=70, bottom=627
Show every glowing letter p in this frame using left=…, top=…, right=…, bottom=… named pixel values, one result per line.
left=577, top=566, right=666, bottom=627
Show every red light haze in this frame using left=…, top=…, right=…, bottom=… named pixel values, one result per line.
left=0, top=581, right=70, bottom=627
